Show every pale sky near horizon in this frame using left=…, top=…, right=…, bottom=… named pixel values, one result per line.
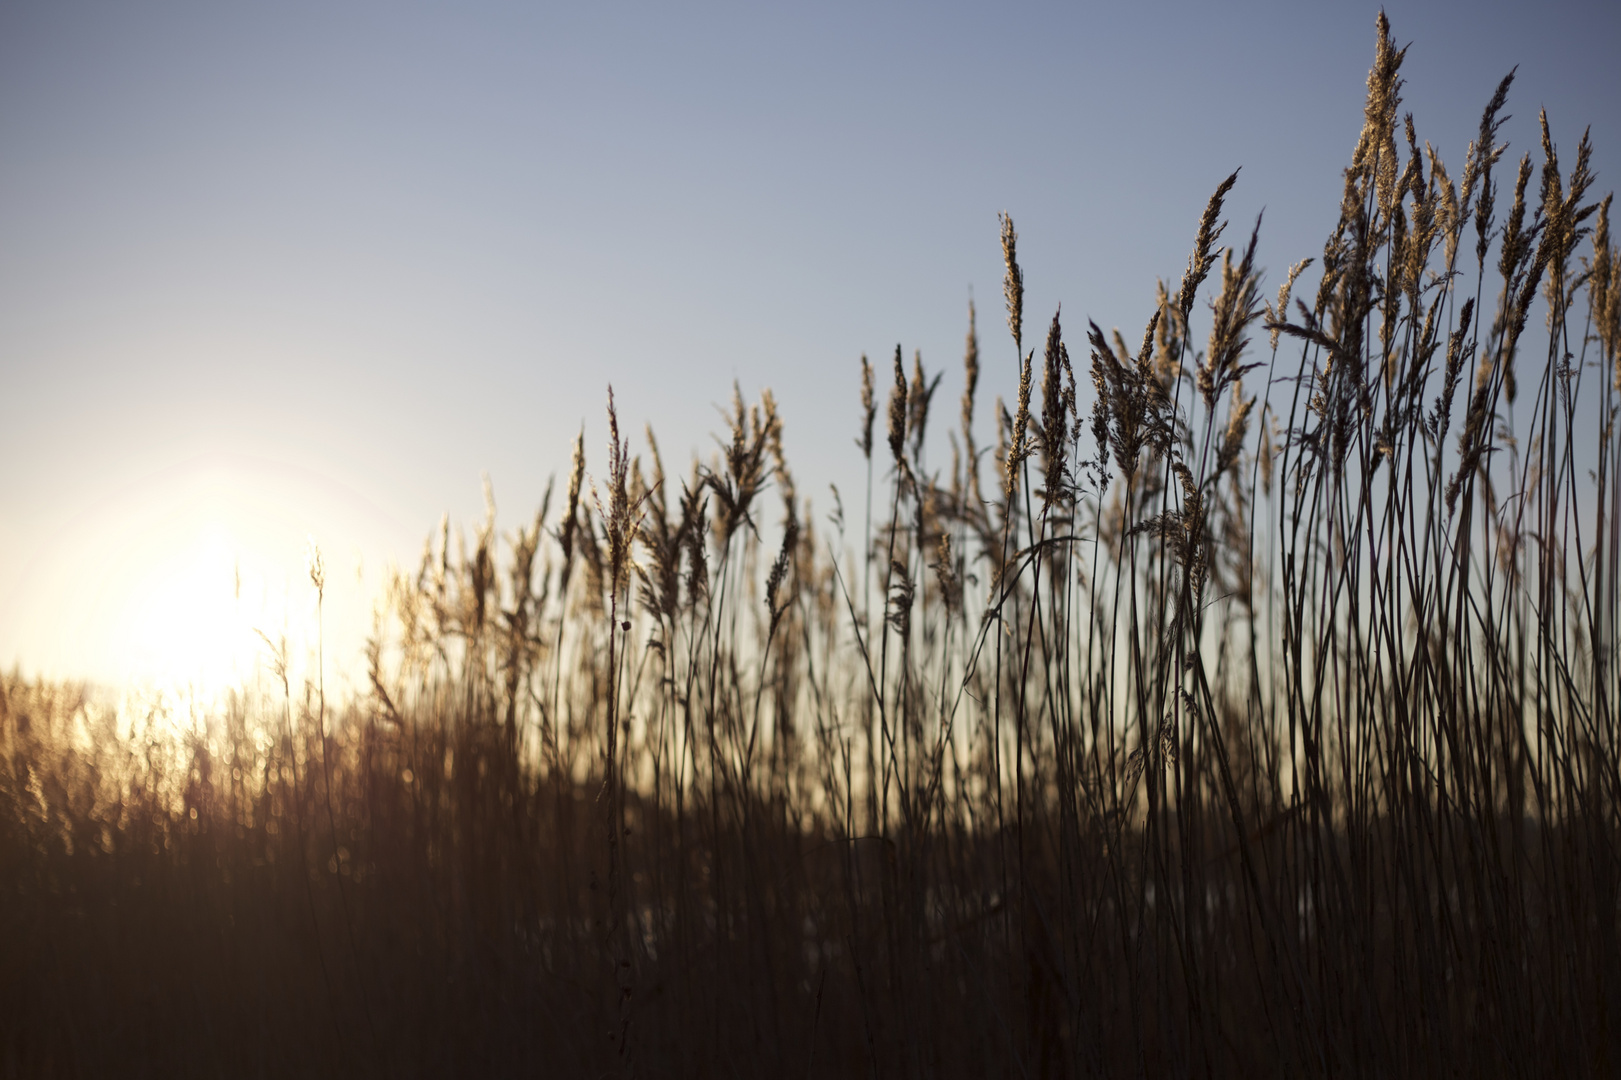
left=3, top=0, right=1618, bottom=691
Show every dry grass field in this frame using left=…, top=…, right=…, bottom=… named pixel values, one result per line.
left=4, top=15, right=1619, bottom=1077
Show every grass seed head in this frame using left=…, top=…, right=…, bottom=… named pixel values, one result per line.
left=887, top=345, right=908, bottom=465
left=962, top=300, right=979, bottom=438
left=858, top=354, right=876, bottom=460
left=1006, top=349, right=1033, bottom=499
left=1587, top=195, right=1619, bottom=379
left=1178, top=170, right=1240, bottom=318
left=1199, top=214, right=1265, bottom=413
left=1353, top=10, right=1406, bottom=224
left=932, top=532, right=962, bottom=617
left=306, top=536, right=325, bottom=596
left=599, top=386, right=639, bottom=598
left=1040, top=309, right=1068, bottom=508
left=909, top=351, right=942, bottom=458
left=1268, top=259, right=1313, bottom=350
left=1000, top=212, right=1024, bottom=351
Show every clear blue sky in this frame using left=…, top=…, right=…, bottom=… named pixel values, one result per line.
left=3, top=0, right=1617, bottom=687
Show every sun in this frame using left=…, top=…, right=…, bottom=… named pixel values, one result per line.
left=109, top=517, right=260, bottom=698
left=8, top=455, right=397, bottom=699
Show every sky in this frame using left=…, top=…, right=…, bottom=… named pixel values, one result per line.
left=2, top=0, right=1618, bottom=692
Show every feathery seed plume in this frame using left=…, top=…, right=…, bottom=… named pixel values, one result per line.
left=1268, top=259, right=1313, bottom=350
left=932, top=532, right=962, bottom=617
left=601, top=386, right=637, bottom=596
left=887, top=345, right=908, bottom=465
left=1199, top=214, right=1265, bottom=412
left=1428, top=144, right=1461, bottom=271
left=1352, top=11, right=1407, bottom=224
left=1005, top=349, right=1032, bottom=499
left=560, top=426, right=586, bottom=580
left=307, top=536, right=325, bottom=595
left=1587, top=196, right=1619, bottom=382
left=909, top=351, right=943, bottom=457
left=962, top=300, right=979, bottom=437
left=961, top=301, right=982, bottom=504
left=1177, top=171, right=1240, bottom=317
left=858, top=354, right=877, bottom=460
left=1000, top=212, right=1024, bottom=352
left=1040, top=310, right=1068, bottom=508
left=1468, top=69, right=1515, bottom=266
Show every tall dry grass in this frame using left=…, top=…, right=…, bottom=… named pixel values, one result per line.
left=5, top=14, right=1620, bottom=1076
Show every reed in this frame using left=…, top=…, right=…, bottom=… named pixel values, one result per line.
left=3, top=13, right=1618, bottom=1076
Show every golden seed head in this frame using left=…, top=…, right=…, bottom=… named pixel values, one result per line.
left=1000, top=212, right=1024, bottom=350
left=962, top=300, right=979, bottom=436
left=858, top=354, right=876, bottom=460
left=1004, top=348, right=1032, bottom=500
left=887, top=345, right=907, bottom=464
left=1178, top=171, right=1239, bottom=317
left=1040, top=310, right=1068, bottom=507
left=1269, top=258, right=1313, bottom=350
left=306, top=536, right=325, bottom=594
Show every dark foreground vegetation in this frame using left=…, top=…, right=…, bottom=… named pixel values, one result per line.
left=5, top=16, right=1620, bottom=1077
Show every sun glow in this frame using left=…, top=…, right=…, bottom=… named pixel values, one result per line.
left=110, top=518, right=257, bottom=699
left=5, top=456, right=395, bottom=702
